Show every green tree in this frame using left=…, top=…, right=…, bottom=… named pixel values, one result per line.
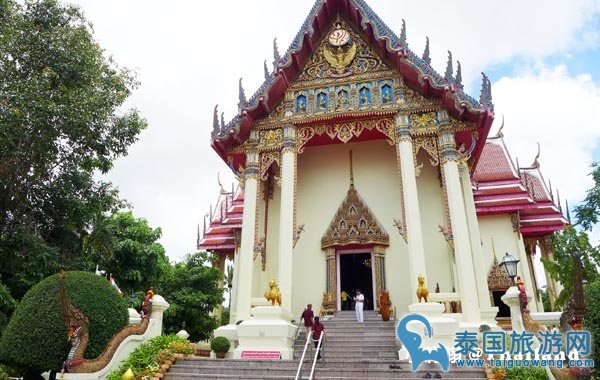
left=542, top=225, right=600, bottom=309
left=0, top=282, right=16, bottom=334
left=92, top=211, right=170, bottom=294
left=575, top=163, right=600, bottom=231
left=0, top=0, right=146, bottom=299
left=161, top=252, right=223, bottom=341
left=584, top=280, right=600, bottom=379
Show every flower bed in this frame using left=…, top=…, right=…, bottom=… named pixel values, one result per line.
left=107, top=335, right=194, bottom=380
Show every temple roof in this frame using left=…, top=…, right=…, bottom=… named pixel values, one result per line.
left=210, top=0, right=494, bottom=168
left=472, top=130, right=567, bottom=237
left=197, top=185, right=244, bottom=253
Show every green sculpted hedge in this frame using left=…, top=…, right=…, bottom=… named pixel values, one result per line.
left=0, top=271, right=128, bottom=373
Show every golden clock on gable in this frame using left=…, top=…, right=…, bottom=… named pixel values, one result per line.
left=323, top=22, right=357, bottom=74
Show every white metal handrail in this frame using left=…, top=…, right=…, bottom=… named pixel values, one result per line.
left=308, top=333, right=324, bottom=380
left=294, top=331, right=312, bottom=380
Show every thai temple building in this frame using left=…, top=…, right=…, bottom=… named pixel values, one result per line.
left=197, top=0, right=567, bottom=357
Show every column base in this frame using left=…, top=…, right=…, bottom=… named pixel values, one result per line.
left=479, top=307, right=500, bottom=328
left=214, top=324, right=239, bottom=359
left=401, top=303, right=459, bottom=349
left=233, top=306, right=298, bottom=360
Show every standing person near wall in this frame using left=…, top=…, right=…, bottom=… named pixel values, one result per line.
left=354, top=289, right=364, bottom=323
left=300, top=304, right=314, bottom=337
left=312, top=316, right=325, bottom=361
left=341, top=289, right=349, bottom=310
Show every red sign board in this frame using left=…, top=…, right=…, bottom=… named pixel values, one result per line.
left=241, top=350, right=281, bottom=359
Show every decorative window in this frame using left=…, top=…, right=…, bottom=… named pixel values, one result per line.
left=296, top=94, right=307, bottom=112
left=381, top=84, right=393, bottom=104
left=316, top=92, right=328, bottom=110
left=359, top=87, right=371, bottom=106
left=336, top=90, right=349, bottom=109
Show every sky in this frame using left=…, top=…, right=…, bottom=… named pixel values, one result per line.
left=67, top=0, right=600, bottom=263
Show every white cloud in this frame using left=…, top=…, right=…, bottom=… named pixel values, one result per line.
left=62, top=0, right=600, bottom=259
left=493, top=65, right=600, bottom=208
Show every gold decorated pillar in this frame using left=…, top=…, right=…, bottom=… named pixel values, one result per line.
left=325, top=248, right=336, bottom=304
left=395, top=113, right=427, bottom=301
left=277, top=125, right=296, bottom=312
left=235, top=132, right=260, bottom=321
left=438, top=110, right=479, bottom=321
left=373, top=245, right=386, bottom=310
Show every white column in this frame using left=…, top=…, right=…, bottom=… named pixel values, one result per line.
left=438, top=114, right=479, bottom=322
left=539, top=236, right=561, bottom=309
left=235, top=145, right=260, bottom=321
left=395, top=113, right=427, bottom=301
left=516, top=237, right=538, bottom=312
left=230, top=247, right=240, bottom=324
left=459, top=163, right=492, bottom=309
left=277, top=125, right=296, bottom=312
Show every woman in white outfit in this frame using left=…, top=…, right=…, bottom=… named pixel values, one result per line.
left=354, top=289, right=364, bottom=323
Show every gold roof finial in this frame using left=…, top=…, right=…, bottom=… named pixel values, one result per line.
left=217, top=172, right=227, bottom=194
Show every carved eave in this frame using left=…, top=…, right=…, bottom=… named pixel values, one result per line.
left=211, top=0, right=494, bottom=169
left=321, top=184, right=389, bottom=249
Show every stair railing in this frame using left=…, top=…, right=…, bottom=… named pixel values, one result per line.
left=294, top=332, right=312, bottom=380
left=308, top=333, right=324, bottom=380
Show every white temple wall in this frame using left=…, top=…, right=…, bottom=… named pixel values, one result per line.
left=294, top=139, right=410, bottom=317
left=251, top=183, right=282, bottom=299
left=478, top=214, right=539, bottom=312
left=415, top=153, right=455, bottom=294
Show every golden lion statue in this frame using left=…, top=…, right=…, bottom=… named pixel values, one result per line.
left=320, top=292, right=336, bottom=318
left=264, top=279, right=281, bottom=306
left=416, top=274, right=429, bottom=303
left=379, top=289, right=392, bottom=321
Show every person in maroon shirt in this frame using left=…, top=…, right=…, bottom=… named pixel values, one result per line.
left=312, top=316, right=325, bottom=360
left=300, top=304, right=314, bottom=336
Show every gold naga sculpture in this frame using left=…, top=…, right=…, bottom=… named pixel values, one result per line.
left=416, top=274, right=429, bottom=303
left=58, top=271, right=154, bottom=374
left=264, top=279, right=282, bottom=306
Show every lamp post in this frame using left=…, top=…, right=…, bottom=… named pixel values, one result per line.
left=500, top=252, right=520, bottom=285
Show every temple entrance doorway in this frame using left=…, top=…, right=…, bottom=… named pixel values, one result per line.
left=338, top=252, right=375, bottom=311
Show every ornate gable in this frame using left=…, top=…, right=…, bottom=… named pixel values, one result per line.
left=295, top=17, right=394, bottom=86
left=321, top=184, right=389, bottom=249
left=487, top=256, right=513, bottom=290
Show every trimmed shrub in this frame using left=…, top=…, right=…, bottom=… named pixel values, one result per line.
left=0, top=271, right=128, bottom=373
left=210, top=336, right=231, bottom=354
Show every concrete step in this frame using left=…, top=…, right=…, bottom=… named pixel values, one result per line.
left=164, top=310, right=486, bottom=380
left=165, top=359, right=485, bottom=379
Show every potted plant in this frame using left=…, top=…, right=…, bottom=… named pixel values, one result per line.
left=210, top=336, right=231, bottom=359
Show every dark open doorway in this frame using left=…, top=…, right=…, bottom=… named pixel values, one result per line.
left=340, top=252, right=374, bottom=311
left=492, top=290, right=511, bottom=318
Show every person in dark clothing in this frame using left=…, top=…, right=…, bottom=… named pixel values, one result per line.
left=312, top=316, right=325, bottom=360
left=300, top=304, right=314, bottom=336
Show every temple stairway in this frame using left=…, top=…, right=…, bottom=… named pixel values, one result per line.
left=164, top=310, right=486, bottom=379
